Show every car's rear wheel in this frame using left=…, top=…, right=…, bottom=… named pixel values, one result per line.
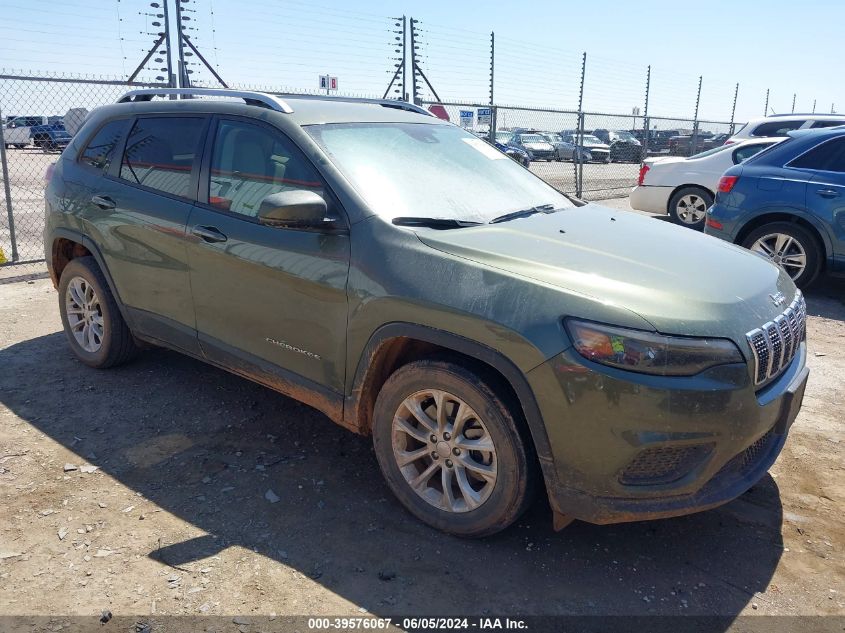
left=372, top=360, right=536, bottom=537
left=668, top=186, right=712, bottom=230
left=58, top=256, right=139, bottom=368
left=741, top=222, right=822, bottom=288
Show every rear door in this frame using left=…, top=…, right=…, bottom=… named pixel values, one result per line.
left=185, top=116, right=350, bottom=394
left=90, top=114, right=209, bottom=351
left=799, top=137, right=845, bottom=271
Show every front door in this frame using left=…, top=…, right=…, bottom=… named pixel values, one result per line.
left=185, top=117, right=350, bottom=397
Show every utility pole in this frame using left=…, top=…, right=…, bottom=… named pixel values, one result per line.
left=383, top=16, right=405, bottom=100
left=173, top=0, right=227, bottom=89
left=642, top=65, right=651, bottom=162
left=127, top=1, right=173, bottom=85
left=791, top=93, right=796, bottom=114
left=409, top=17, right=441, bottom=104
left=488, top=31, right=495, bottom=142
left=575, top=52, right=586, bottom=198
left=764, top=89, right=770, bottom=116
left=729, top=82, right=739, bottom=135
left=691, top=76, right=702, bottom=156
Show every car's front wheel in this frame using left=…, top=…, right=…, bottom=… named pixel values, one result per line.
left=372, top=360, right=536, bottom=537
left=741, top=222, right=822, bottom=288
left=58, top=256, right=139, bottom=368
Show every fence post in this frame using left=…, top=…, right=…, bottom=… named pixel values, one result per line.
left=691, top=76, right=702, bottom=156
left=641, top=65, right=651, bottom=163
left=764, top=89, right=770, bottom=116
left=575, top=52, right=586, bottom=198
left=729, top=83, right=739, bottom=135
left=791, top=93, right=796, bottom=114
left=0, top=108, right=18, bottom=263
left=488, top=31, right=495, bottom=143
left=812, top=99, right=816, bottom=114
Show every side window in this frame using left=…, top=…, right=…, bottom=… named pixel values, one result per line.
left=208, top=120, right=323, bottom=218
left=751, top=120, right=805, bottom=137
left=79, top=119, right=131, bottom=172
left=811, top=120, right=845, bottom=129
left=732, top=143, right=770, bottom=164
left=119, top=117, right=205, bottom=198
left=788, top=137, right=845, bottom=172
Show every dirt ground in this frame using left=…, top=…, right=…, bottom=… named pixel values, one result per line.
left=0, top=273, right=843, bottom=625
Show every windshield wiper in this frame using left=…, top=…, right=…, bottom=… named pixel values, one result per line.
left=392, top=217, right=482, bottom=229
left=489, top=203, right=559, bottom=224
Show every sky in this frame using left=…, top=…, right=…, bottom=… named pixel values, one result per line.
left=1, top=0, right=843, bottom=126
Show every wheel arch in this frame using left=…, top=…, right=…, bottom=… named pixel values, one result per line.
left=734, top=210, right=831, bottom=269
left=666, top=183, right=715, bottom=215
left=344, top=323, right=555, bottom=470
left=49, top=229, right=131, bottom=324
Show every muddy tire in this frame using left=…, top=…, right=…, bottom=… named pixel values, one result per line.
left=58, top=256, right=139, bottom=368
left=372, top=360, right=536, bottom=537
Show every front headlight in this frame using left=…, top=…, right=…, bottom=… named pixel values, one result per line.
left=565, top=319, right=744, bottom=376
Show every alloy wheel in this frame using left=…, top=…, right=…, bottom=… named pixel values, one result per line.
left=65, top=276, right=105, bottom=353
left=750, top=232, right=807, bottom=281
left=675, top=194, right=708, bottom=224
left=392, top=389, right=497, bottom=513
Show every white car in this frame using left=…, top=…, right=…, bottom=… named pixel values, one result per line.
left=630, top=137, right=786, bottom=229
left=2, top=115, right=53, bottom=148
left=726, top=114, right=845, bottom=144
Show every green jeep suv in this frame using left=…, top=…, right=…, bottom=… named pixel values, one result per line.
left=44, top=88, right=809, bottom=537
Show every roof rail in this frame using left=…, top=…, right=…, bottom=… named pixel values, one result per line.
left=116, top=88, right=294, bottom=114
left=275, top=93, right=433, bottom=117
left=768, top=112, right=845, bottom=118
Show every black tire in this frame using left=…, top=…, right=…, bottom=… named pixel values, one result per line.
left=372, top=360, right=536, bottom=537
left=741, top=221, right=822, bottom=288
left=668, top=186, right=713, bottom=231
left=58, top=256, right=139, bottom=368
left=14, top=144, right=26, bottom=149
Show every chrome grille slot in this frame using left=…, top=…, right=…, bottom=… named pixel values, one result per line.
left=746, top=292, right=806, bottom=386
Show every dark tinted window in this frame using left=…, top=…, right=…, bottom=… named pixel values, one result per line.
left=789, top=137, right=845, bottom=172
left=751, top=120, right=805, bottom=137
left=810, top=120, right=845, bottom=129
left=208, top=120, right=323, bottom=218
left=79, top=119, right=130, bottom=172
left=119, top=117, right=205, bottom=198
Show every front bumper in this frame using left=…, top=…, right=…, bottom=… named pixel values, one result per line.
left=527, top=342, right=808, bottom=524
left=630, top=185, right=671, bottom=215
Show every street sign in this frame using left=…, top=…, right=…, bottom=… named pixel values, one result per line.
left=459, top=110, right=473, bottom=128
left=477, top=107, right=491, bottom=126
left=318, top=75, right=339, bottom=91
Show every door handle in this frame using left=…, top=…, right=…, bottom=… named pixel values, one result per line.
left=90, top=195, right=115, bottom=210
left=816, top=188, right=840, bottom=199
left=191, top=225, right=228, bottom=243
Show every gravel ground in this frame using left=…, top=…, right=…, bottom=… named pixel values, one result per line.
left=0, top=251, right=843, bottom=625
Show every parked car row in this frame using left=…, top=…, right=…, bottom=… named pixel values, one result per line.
left=632, top=114, right=845, bottom=289
left=2, top=114, right=73, bottom=152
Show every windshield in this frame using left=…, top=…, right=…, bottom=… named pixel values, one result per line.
left=542, top=133, right=561, bottom=142
left=582, top=135, right=603, bottom=144
left=613, top=131, right=637, bottom=142
left=495, top=132, right=511, bottom=141
left=306, top=122, right=572, bottom=223
left=519, top=134, right=546, bottom=143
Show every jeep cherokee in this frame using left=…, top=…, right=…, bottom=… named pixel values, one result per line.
left=43, top=88, right=809, bottom=537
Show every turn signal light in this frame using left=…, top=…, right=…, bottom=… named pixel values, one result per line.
left=637, top=164, right=650, bottom=186
left=718, top=175, right=738, bottom=193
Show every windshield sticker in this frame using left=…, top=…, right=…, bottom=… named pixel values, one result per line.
left=462, top=137, right=508, bottom=160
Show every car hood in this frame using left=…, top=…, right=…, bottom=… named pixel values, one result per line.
left=416, top=204, right=797, bottom=344
left=583, top=142, right=610, bottom=150
left=523, top=142, right=554, bottom=150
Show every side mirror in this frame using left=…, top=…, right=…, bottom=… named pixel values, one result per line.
left=258, top=190, right=329, bottom=229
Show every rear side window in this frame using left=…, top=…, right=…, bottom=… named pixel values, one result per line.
left=751, top=120, right=805, bottom=137
left=733, top=143, right=772, bottom=164
left=119, top=117, right=205, bottom=198
left=79, top=119, right=130, bottom=172
left=810, top=120, right=845, bottom=129
left=788, top=137, right=845, bottom=172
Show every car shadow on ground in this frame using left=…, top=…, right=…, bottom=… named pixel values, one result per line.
left=0, top=332, right=786, bottom=619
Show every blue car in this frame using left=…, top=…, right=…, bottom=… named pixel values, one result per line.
left=706, top=127, right=845, bottom=288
